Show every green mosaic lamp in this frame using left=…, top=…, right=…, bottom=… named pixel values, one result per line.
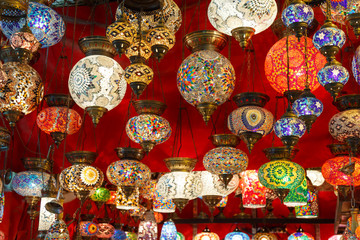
left=284, top=178, right=308, bottom=207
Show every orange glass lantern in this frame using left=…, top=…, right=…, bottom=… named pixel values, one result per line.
left=264, top=35, right=326, bottom=94
left=322, top=156, right=360, bottom=186
left=240, top=170, right=267, bottom=208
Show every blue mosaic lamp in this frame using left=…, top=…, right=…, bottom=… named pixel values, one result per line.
left=111, top=227, right=127, bottom=240
left=292, top=88, right=323, bottom=132
left=0, top=1, right=26, bottom=39
left=160, top=219, right=177, bottom=240
left=352, top=46, right=360, bottom=85
left=281, top=0, right=314, bottom=39
left=317, top=63, right=349, bottom=98
left=225, top=227, right=250, bottom=240
left=288, top=227, right=314, bottom=240
left=27, top=2, right=65, bottom=48
left=274, top=108, right=306, bottom=148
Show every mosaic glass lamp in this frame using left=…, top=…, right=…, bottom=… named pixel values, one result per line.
left=320, top=0, right=359, bottom=25
left=194, top=227, right=220, bottom=240
left=353, top=46, right=360, bottom=85
left=306, top=168, right=325, bottom=187
left=0, top=59, right=43, bottom=127
left=38, top=191, right=57, bottom=234
left=258, top=147, right=305, bottom=202
left=253, top=230, right=278, bottom=240
left=225, top=227, right=250, bottom=240
left=111, top=225, right=126, bottom=240
left=115, top=0, right=182, bottom=33
left=322, top=156, right=360, bottom=186
left=79, top=214, right=99, bottom=237
left=138, top=211, right=158, bottom=240
left=90, top=187, right=111, bottom=209
left=176, top=232, right=185, bottom=240
left=292, top=88, right=323, bottom=132
left=284, top=178, right=308, bottom=207
left=329, top=109, right=360, bottom=147
left=288, top=227, right=314, bottom=240
left=125, top=38, right=152, bottom=64
left=126, top=100, right=171, bottom=153
left=156, top=157, right=202, bottom=212
left=203, top=134, right=248, bottom=188
left=140, top=179, right=157, bottom=201
left=207, top=0, right=277, bottom=48
left=146, top=23, right=176, bottom=60
left=68, top=36, right=127, bottom=126
left=44, top=218, right=70, bottom=240
left=0, top=0, right=27, bottom=39
left=281, top=0, right=314, bottom=39
left=228, top=92, right=274, bottom=153
left=125, top=232, right=137, bottom=240
left=12, top=169, right=52, bottom=198
left=153, top=190, right=176, bottom=213
left=115, top=186, right=139, bottom=210
left=295, top=190, right=318, bottom=218
left=160, top=219, right=177, bottom=240
left=124, top=62, right=154, bottom=98
left=27, top=2, right=65, bottom=48
left=59, top=151, right=104, bottom=202
left=317, top=63, right=349, bottom=98
left=328, top=235, right=342, bottom=240
left=274, top=108, right=306, bottom=148
left=265, top=35, right=325, bottom=96
left=240, top=170, right=267, bottom=208
left=37, top=94, right=82, bottom=146
left=177, top=30, right=235, bottom=124
left=347, top=4, right=360, bottom=36
left=96, top=221, right=115, bottom=239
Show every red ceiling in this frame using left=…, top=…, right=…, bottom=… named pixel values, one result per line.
left=1, top=0, right=359, bottom=239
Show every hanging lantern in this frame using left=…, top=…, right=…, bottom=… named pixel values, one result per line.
left=0, top=127, right=11, bottom=151
left=68, top=36, right=127, bottom=126
left=140, top=179, right=157, bottom=201
left=207, top=0, right=277, bottom=48
left=240, top=170, right=267, bottom=209
left=125, top=231, right=137, bottom=240
left=0, top=1, right=27, bottom=37
left=111, top=224, right=126, bottom=240
left=281, top=0, right=314, bottom=39
left=126, top=100, right=171, bottom=153
left=0, top=55, right=43, bottom=127
left=347, top=8, right=360, bottom=36
left=312, top=21, right=346, bottom=63
left=177, top=30, right=235, bottom=124
left=295, top=190, right=318, bottom=218
left=284, top=177, right=308, bottom=207
left=146, top=23, right=176, bottom=60
left=59, top=151, right=104, bottom=202
left=153, top=189, right=176, bottom=213
left=198, top=171, right=239, bottom=216
left=292, top=89, right=323, bottom=132
left=317, top=63, right=349, bottom=99
left=44, top=218, right=70, bottom=240
left=106, top=190, right=117, bottom=206
left=138, top=211, right=158, bottom=240
left=38, top=191, right=57, bottom=234
left=124, top=62, right=154, bottom=98
left=322, top=155, right=360, bottom=186
left=353, top=46, right=360, bottom=85
left=253, top=230, right=278, bottom=240
left=320, top=0, right=358, bottom=25
left=37, top=94, right=82, bottom=146
left=27, top=2, right=65, bottom=47
left=328, top=235, right=342, bottom=240
left=96, top=220, right=115, bottom=239
left=90, top=187, right=111, bottom=209
left=306, top=168, right=325, bottom=187
left=275, top=108, right=306, bottom=148
left=228, top=92, right=274, bottom=152
left=258, top=147, right=305, bottom=202
left=160, top=219, right=177, bottom=240
left=225, top=227, right=250, bottom=240
left=115, top=0, right=182, bottom=33
left=156, top=157, right=202, bottom=212
left=194, top=227, right=220, bottom=240
left=106, top=15, right=136, bottom=55
left=203, top=134, right=248, bottom=187
left=176, top=232, right=185, bottom=240
left=115, top=186, right=139, bottom=210
left=79, top=214, right=99, bottom=237
left=125, top=38, right=152, bottom=64
left=265, top=35, right=326, bottom=96
left=288, top=228, right=314, bottom=240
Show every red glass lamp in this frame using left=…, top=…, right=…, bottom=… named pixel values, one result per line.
left=240, top=170, right=267, bottom=208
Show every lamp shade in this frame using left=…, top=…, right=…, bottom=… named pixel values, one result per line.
left=199, top=171, right=239, bottom=197
left=125, top=39, right=152, bottom=62
left=240, top=170, right=267, bottom=208
left=115, top=187, right=139, bottom=210
left=146, top=25, right=176, bottom=50
left=207, top=0, right=277, bottom=35
left=37, top=107, right=82, bottom=135
left=12, top=171, right=53, bottom=197
left=96, top=223, right=115, bottom=238
left=140, top=179, right=157, bottom=200
left=253, top=232, right=278, bottom=240
left=38, top=197, right=56, bottom=231
left=106, top=191, right=117, bottom=205
left=125, top=232, right=137, bottom=240
left=194, top=228, right=220, bottom=240
left=288, top=229, right=314, bottom=240
left=27, top=2, right=65, bottom=48
left=0, top=15, right=27, bottom=40
left=313, top=27, right=346, bottom=51
left=111, top=228, right=126, bottom=240
left=274, top=111, right=306, bottom=141
left=292, top=93, right=323, bottom=118
left=10, top=30, right=41, bottom=53
left=90, top=187, right=111, bottom=202
left=160, top=219, right=177, bottom=240
left=68, top=55, right=126, bottom=111
left=79, top=221, right=99, bottom=237
left=320, top=0, right=359, bottom=25
left=329, top=109, right=360, bottom=142
left=44, top=219, right=70, bottom=240
left=295, top=191, right=318, bottom=218
left=124, top=63, right=154, bottom=85
left=322, top=156, right=360, bottom=186
left=317, top=64, right=349, bottom=87
left=265, top=35, right=326, bottom=94
left=153, top=190, right=176, bottom=213
left=353, top=46, right=360, bottom=85
left=106, top=19, right=136, bottom=50
left=281, top=2, right=314, bottom=28
left=138, top=211, right=158, bottom=240
left=284, top=178, right=308, bottom=207
left=0, top=62, right=43, bottom=115
left=225, top=228, right=250, bottom=240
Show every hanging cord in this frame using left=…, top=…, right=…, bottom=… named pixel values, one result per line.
left=156, top=60, right=166, bottom=104
left=184, top=108, right=198, bottom=159
left=172, top=96, right=182, bottom=157
left=76, top=111, right=87, bottom=150
left=304, top=30, right=309, bottom=89
left=185, top=0, right=201, bottom=34
left=272, top=97, right=280, bottom=147
left=285, top=34, right=291, bottom=108
left=117, top=94, right=133, bottom=147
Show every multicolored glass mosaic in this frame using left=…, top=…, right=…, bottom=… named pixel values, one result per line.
left=353, top=46, right=360, bottom=85
left=10, top=31, right=41, bottom=52
left=240, top=170, right=267, bottom=208
left=153, top=190, right=176, bottom=213
left=282, top=3, right=314, bottom=27
left=96, top=223, right=115, bottom=238
left=111, top=229, right=126, bottom=240
left=322, top=156, right=360, bottom=186
left=44, top=219, right=70, bottom=240
left=90, top=187, right=111, bottom=202
left=194, top=231, right=220, bottom=240
left=329, top=109, right=360, bottom=142
left=199, top=171, right=239, bottom=197
left=124, top=63, right=154, bottom=85
left=313, top=27, right=346, bottom=50
left=317, top=64, right=349, bottom=87
left=295, top=191, right=318, bottom=218
left=115, top=187, right=139, bottom=210
left=176, top=232, right=185, bottom=240
left=274, top=114, right=306, bottom=138
left=125, top=39, right=152, bottom=61
left=146, top=25, right=175, bottom=50
left=79, top=221, right=99, bottom=236
left=293, top=96, right=323, bottom=117
left=106, top=19, right=136, bottom=46
left=320, top=0, right=359, bottom=25
left=288, top=231, right=314, bottom=240
left=138, top=211, right=158, bottom=240
left=38, top=197, right=57, bottom=231
left=225, top=231, right=250, bottom=240
left=160, top=219, right=177, bottom=240
left=284, top=178, right=308, bottom=207
left=12, top=171, right=54, bottom=197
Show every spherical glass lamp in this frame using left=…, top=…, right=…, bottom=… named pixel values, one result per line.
left=292, top=89, right=323, bottom=132
left=320, top=0, right=358, bottom=25
left=138, top=211, right=158, bottom=240
left=225, top=227, right=250, bottom=240
left=284, top=178, right=308, bottom=207
left=228, top=92, right=274, bottom=152
left=111, top=227, right=126, bottom=240
left=125, top=232, right=137, bottom=240
left=12, top=171, right=53, bottom=197
left=329, top=109, right=360, bottom=143
left=274, top=109, right=306, bottom=148
left=317, top=63, right=349, bottom=98
left=79, top=218, right=99, bottom=237
left=44, top=218, right=70, bottom=240
left=322, top=156, right=360, bottom=186
left=353, top=46, right=360, bottom=85
left=240, top=170, right=267, bottom=208
left=68, top=36, right=127, bottom=126
left=27, top=2, right=65, bottom=48
left=203, top=134, right=248, bottom=188
left=146, top=24, right=176, bottom=60
left=295, top=190, right=318, bottom=218
left=265, top=35, right=325, bottom=95
left=106, top=17, right=136, bottom=55
left=194, top=227, right=220, bottom=240
left=0, top=61, right=43, bottom=127
left=281, top=0, right=314, bottom=38
left=125, top=39, right=152, bottom=63
left=96, top=222, right=115, bottom=239
left=160, top=219, right=177, bottom=240
left=126, top=100, right=171, bottom=153
left=253, top=232, right=278, bottom=240
left=124, top=62, right=154, bottom=98
left=90, top=187, right=111, bottom=203
left=0, top=2, right=27, bottom=39
left=208, top=0, right=277, bottom=48
left=288, top=228, right=314, bottom=240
